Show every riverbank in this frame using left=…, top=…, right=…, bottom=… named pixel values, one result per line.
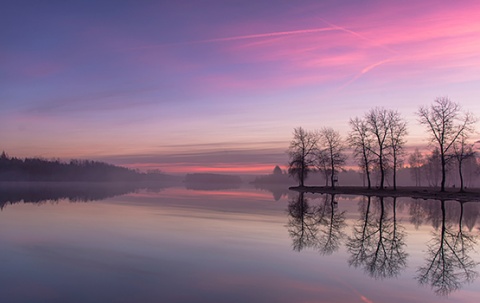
left=289, top=186, right=480, bottom=202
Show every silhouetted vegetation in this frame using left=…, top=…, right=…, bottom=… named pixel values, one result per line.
left=290, top=98, right=477, bottom=191
left=417, top=97, right=477, bottom=192
left=252, top=165, right=292, bottom=185
left=252, top=166, right=293, bottom=200
left=287, top=127, right=319, bottom=187
left=316, top=127, right=347, bottom=189
left=0, top=152, right=176, bottom=182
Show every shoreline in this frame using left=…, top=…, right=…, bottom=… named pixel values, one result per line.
left=289, top=186, right=480, bottom=202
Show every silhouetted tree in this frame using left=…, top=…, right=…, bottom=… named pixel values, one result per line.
left=366, top=108, right=391, bottom=189
left=315, top=148, right=331, bottom=186
left=348, top=117, right=375, bottom=189
left=287, top=127, right=319, bottom=186
left=417, top=97, right=476, bottom=191
left=387, top=111, right=407, bottom=190
left=273, top=165, right=283, bottom=175
left=452, top=134, right=475, bottom=192
left=318, top=127, right=347, bottom=189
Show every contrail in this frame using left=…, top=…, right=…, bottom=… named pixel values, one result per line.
left=330, top=58, right=394, bottom=94
left=197, top=27, right=336, bottom=43
left=126, top=27, right=336, bottom=50
left=317, top=17, right=398, bottom=55
left=361, top=59, right=392, bottom=74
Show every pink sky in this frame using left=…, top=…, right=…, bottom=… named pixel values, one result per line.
left=1, top=0, right=480, bottom=174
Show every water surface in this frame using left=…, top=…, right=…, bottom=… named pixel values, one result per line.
left=0, top=184, right=479, bottom=302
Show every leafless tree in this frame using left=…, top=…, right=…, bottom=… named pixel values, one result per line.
left=287, top=127, right=319, bottom=187
left=318, top=127, right=347, bottom=189
left=453, top=134, right=476, bottom=192
left=348, top=117, right=375, bottom=189
left=417, top=97, right=476, bottom=191
left=387, top=111, right=408, bottom=190
left=365, top=108, right=391, bottom=189
left=315, top=148, right=330, bottom=186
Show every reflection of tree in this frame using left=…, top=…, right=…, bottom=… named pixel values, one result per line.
left=0, top=182, right=154, bottom=209
left=253, top=184, right=290, bottom=201
left=347, top=196, right=407, bottom=279
left=416, top=200, right=479, bottom=296
left=286, top=193, right=346, bottom=254
left=287, top=192, right=318, bottom=251
left=315, top=194, right=347, bottom=255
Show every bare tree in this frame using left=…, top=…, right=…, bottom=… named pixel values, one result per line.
left=287, top=127, right=319, bottom=187
left=453, top=134, right=476, bottom=192
left=409, top=148, right=424, bottom=186
left=387, top=111, right=408, bottom=190
left=417, top=97, right=476, bottom=191
left=315, top=148, right=330, bottom=186
left=318, top=127, right=347, bottom=189
left=366, top=108, right=391, bottom=189
left=348, top=117, right=375, bottom=189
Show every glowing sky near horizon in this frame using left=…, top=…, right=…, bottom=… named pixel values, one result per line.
left=1, top=0, right=480, bottom=174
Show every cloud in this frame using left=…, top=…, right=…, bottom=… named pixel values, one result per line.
left=92, top=142, right=289, bottom=174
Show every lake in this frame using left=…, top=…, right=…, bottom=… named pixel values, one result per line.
left=1, top=183, right=479, bottom=303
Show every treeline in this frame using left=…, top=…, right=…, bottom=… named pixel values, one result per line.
left=288, top=97, right=478, bottom=191
left=0, top=152, right=173, bottom=182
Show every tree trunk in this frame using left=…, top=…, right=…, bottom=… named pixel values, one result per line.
left=459, top=159, right=464, bottom=192
left=440, top=154, right=446, bottom=192
left=330, top=164, right=335, bottom=189
left=379, top=155, right=385, bottom=189
left=393, top=159, right=397, bottom=190
left=366, top=167, right=371, bottom=189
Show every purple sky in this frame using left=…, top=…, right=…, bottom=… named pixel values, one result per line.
left=2, top=0, right=480, bottom=174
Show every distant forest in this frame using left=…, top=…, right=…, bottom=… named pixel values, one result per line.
left=0, top=151, right=174, bottom=182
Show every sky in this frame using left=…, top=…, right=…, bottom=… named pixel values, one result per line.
left=1, top=0, right=480, bottom=174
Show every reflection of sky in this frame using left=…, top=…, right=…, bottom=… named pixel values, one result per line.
left=2, top=1, right=480, bottom=173
left=1, top=188, right=479, bottom=302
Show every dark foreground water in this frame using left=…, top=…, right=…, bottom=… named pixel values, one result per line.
left=1, top=184, right=479, bottom=302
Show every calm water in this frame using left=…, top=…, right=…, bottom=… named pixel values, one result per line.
left=1, top=184, right=479, bottom=303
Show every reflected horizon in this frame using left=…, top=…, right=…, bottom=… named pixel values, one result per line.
left=1, top=185, right=479, bottom=302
